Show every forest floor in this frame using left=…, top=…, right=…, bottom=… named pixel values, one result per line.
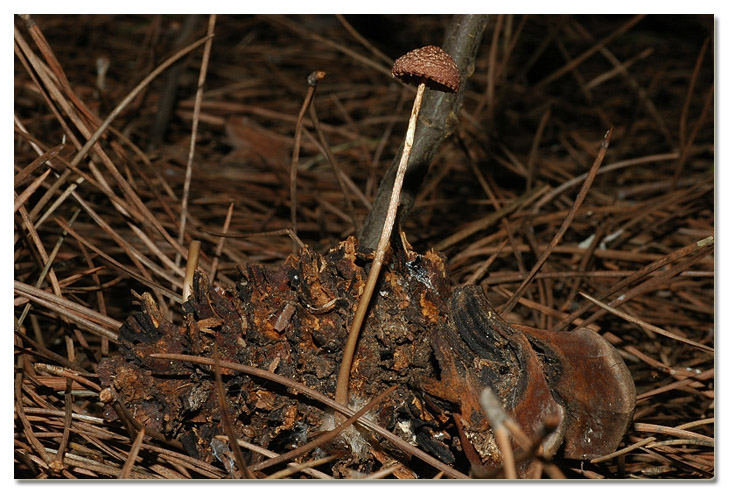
left=14, top=14, right=714, bottom=479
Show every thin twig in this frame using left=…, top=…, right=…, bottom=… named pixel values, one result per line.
left=53, top=218, right=183, bottom=302
left=363, top=463, right=404, bottom=479
left=53, top=378, right=74, bottom=472
left=32, top=363, right=101, bottom=392
left=251, top=384, right=397, bottom=473
left=210, top=202, right=234, bottom=281
left=177, top=15, right=216, bottom=267
left=118, top=428, right=146, bottom=479
left=215, top=436, right=331, bottom=479
left=212, top=344, right=252, bottom=479
left=335, top=14, right=392, bottom=65
left=463, top=237, right=509, bottom=286
left=13, top=142, right=64, bottom=188
left=633, top=423, right=714, bottom=446
left=532, top=152, right=679, bottom=212
left=501, top=128, right=612, bottom=314
left=475, top=13, right=502, bottom=122
left=15, top=27, right=213, bottom=258
left=264, top=455, right=336, bottom=480
left=290, top=70, right=325, bottom=243
left=14, top=169, right=51, bottom=213
left=14, top=281, right=120, bottom=341
left=16, top=209, right=80, bottom=328
left=568, top=243, right=713, bottom=332
left=263, top=15, right=392, bottom=79
left=579, top=291, right=714, bottom=354
left=535, top=15, right=646, bottom=88
left=15, top=373, right=54, bottom=468
left=590, top=436, right=657, bottom=464
left=636, top=368, right=713, bottom=402
left=552, top=235, right=713, bottom=331
left=435, top=185, right=548, bottom=251
left=196, top=227, right=306, bottom=252
left=479, top=387, right=517, bottom=478
left=678, top=37, right=710, bottom=152
left=673, top=83, right=714, bottom=185
left=525, top=107, right=551, bottom=192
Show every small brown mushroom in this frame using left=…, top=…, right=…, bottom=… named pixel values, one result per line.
left=392, top=45, right=461, bottom=93
left=334, top=46, right=461, bottom=410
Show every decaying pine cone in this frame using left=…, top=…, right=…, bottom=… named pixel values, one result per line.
left=99, top=236, right=453, bottom=475
left=98, top=236, right=635, bottom=478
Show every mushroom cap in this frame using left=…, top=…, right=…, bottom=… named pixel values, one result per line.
left=392, top=45, right=461, bottom=93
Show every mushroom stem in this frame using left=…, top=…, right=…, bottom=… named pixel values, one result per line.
left=334, top=81, right=426, bottom=410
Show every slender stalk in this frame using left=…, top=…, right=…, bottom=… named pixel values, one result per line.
left=183, top=240, right=201, bottom=303
left=334, top=82, right=426, bottom=409
left=290, top=71, right=325, bottom=243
